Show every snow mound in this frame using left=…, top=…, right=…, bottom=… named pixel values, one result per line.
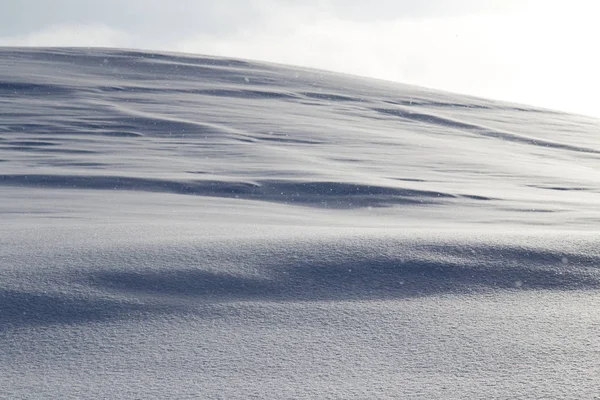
left=2, top=48, right=600, bottom=399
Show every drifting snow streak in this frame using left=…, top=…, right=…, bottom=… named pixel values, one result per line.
left=2, top=48, right=600, bottom=399
left=0, top=174, right=458, bottom=208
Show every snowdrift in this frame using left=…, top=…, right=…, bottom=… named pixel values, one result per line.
left=2, top=48, right=600, bottom=399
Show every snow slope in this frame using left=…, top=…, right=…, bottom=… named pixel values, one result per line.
left=2, top=47, right=600, bottom=399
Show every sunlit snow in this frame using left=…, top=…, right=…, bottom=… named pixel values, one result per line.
left=2, top=47, right=600, bottom=399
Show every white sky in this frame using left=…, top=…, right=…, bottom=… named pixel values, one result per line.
left=2, top=0, right=599, bottom=118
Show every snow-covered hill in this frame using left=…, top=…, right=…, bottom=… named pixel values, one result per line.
left=2, top=48, right=600, bottom=399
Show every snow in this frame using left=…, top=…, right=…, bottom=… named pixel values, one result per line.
left=2, top=47, right=600, bottom=399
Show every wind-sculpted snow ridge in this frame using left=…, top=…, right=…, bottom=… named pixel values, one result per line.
left=3, top=48, right=600, bottom=399
left=2, top=228, right=600, bottom=329
left=2, top=47, right=600, bottom=217
left=0, top=174, right=462, bottom=208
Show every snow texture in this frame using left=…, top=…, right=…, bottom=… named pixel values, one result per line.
left=2, top=47, right=600, bottom=399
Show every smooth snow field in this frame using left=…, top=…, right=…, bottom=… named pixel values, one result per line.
left=2, top=47, right=600, bottom=399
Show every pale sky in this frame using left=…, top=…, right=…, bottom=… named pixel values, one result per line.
left=2, top=0, right=599, bottom=118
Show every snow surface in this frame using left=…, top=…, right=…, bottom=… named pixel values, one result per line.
left=2, top=47, right=600, bottom=399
